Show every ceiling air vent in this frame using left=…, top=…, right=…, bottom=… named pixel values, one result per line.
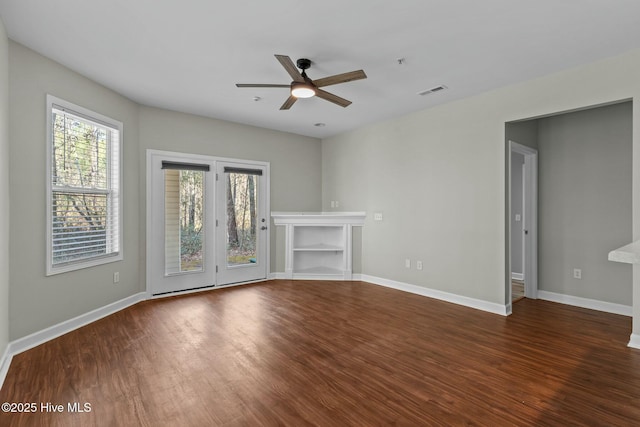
left=417, top=85, right=448, bottom=96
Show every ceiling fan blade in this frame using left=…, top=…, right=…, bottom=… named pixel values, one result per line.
left=280, top=95, right=298, bottom=110
left=315, top=89, right=352, bottom=108
left=313, top=70, right=367, bottom=88
left=275, top=55, right=304, bottom=83
left=236, top=83, right=290, bottom=88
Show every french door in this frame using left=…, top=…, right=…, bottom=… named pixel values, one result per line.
left=216, top=161, right=268, bottom=285
left=147, top=151, right=268, bottom=295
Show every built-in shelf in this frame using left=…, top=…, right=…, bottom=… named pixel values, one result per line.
left=608, top=241, right=640, bottom=264
left=272, top=212, right=366, bottom=280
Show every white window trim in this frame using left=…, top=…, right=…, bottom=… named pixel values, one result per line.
left=46, top=95, right=124, bottom=275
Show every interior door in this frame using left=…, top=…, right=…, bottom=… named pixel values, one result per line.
left=508, top=141, right=538, bottom=304
left=148, top=153, right=215, bottom=295
left=216, top=161, right=268, bottom=285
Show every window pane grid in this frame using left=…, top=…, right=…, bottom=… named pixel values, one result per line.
left=48, top=100, right=121, bottom=271
left=52, top=110, right=110, bottom=190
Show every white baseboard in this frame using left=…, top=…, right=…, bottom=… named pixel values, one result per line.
left=360, top=274, right=509, bottom=316
left=1, top=292, right=146, bottom=390
left=0, top=345, right=11, bottom=392
left=537, top=290, right=632, bottom=317
left=274, top=272, right=507, bottom=314
left=628, top=333, right=640, bottom=349
left=8, top=292, right=146, bottom=359
left=511, top=273, right=524, bottom=281
left=272, top=272, right=363, bottom=281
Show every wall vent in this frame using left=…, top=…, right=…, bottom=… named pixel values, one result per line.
left=417, top=85, right=448, bottom=96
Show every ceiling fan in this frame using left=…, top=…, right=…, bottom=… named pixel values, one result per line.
left=236, top=55, right=367, bottom=110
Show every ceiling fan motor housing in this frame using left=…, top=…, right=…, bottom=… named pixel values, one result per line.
left=296, top=58, right=311, bottom=70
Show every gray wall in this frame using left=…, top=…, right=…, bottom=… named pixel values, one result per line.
left=0, top=17, right=9, bottom=360
left=6, top=42, right=322, bottom=341
left=322, top=48, right=640, bottom=317
left=138, top=106, right=321, bottom=276
left=8, top=42, right=141, bottom=340
left=538, top=102, right=632, bottom=304
left=510, top=152, right=524, bottom=277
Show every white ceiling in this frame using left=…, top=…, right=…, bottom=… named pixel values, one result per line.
left=2, top=0, right=640, bottom=139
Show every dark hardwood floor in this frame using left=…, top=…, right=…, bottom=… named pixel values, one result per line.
left=1, top=280, right=639, bottom=426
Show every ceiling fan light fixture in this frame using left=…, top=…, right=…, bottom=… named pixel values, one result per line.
left=291, top=82, right=316, bottom=98
left=236, top=55, right=366, bottom=109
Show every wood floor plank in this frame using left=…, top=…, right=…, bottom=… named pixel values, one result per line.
left=1, top=280, right=639, bottom=426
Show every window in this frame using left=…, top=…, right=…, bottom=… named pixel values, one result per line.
left=46, top=95, right=123, bottom=275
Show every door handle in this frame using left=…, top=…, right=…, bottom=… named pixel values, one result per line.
left=524, top=229, right=529, bottom=235
left=261, top=226, right=268, bottom=230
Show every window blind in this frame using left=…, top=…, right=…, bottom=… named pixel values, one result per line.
left=223, top=166, right=262, bottom=176
left=50, top=106, right=120, bottom=266
left=162, top=161, right=210, bottom=172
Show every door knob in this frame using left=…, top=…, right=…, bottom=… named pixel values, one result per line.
left=261, top=226, right=268, bottom=230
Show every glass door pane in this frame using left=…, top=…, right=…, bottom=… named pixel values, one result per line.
left=225, top=171, right=258, bottom=267
left=165, top=168, right=205, bottom=275
left=149, top=153, right=215, bottom=296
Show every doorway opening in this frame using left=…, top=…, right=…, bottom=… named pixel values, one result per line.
left=506, top=140, right=538, bottom=311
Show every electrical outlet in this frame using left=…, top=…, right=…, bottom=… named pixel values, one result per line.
left=113, top=271, right=120, bottom=283
left=330, top=201, right=336, bottom=208
left=405, top=259, right=411, bottom=269
left=335, top=201, right=340, bottom=208
left=416, top=261, right=423, bottom=270
left=573, top=268, right=582, bottom=279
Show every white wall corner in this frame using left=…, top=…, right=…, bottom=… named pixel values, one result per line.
left=505, top=303, right=513, bottom=316
left=360, top=274, right=509, bottom=316
left=628, top=334, right=640, bottom=350
left=537, top=290, right=632, bottom=316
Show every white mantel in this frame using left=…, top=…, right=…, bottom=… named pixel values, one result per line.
left=272, top=211, right=367, bottom=225
left=271, top=212, right=366, bottom=280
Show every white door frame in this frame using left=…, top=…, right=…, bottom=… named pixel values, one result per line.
left=146, top=149, right=270, bottom=297
left=508, top=141, right=538, bottom=306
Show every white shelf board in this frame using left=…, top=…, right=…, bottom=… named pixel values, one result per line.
left=608, top=240, right=640, bottom=264
left=293, top=243, right=344, bottom=251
